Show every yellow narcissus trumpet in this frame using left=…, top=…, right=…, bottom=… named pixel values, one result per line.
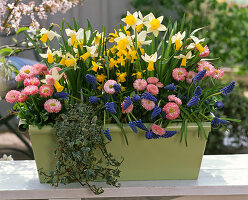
left=187, top=35, right=205, bottom=53
left=115, top=32, right=133, bottom=51
left=40, top=28, right=60, bottom=43
left=174, top=51, right=194, bottom=67
left=41, top=68, right=64, bottom=92
left=144, top=13, right=167, bottom=37
left=81, top=46, right=98, bottom=61
left=96, top=74, right=107, bottom=82
left=171, top=31, right=186, bottom=50
left=121, top=11, right=142, bottom=30
left=40, top=48, right=55, bottom=63
left=141, top=52, right=160, bottom=71
left=91, top=61, right=103, bottom=72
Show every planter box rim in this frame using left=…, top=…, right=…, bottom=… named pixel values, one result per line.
left=29, top=122, right=211, bottom=135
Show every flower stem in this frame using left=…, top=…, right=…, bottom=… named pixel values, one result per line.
left=200, top=91, right=222, bottom=107
left=68, top=95, right=82, bottom=102
left=130, top=112, right=137, bottom=121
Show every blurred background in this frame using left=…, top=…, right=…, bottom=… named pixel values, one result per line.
left=0, top=0, right=247, bottom=160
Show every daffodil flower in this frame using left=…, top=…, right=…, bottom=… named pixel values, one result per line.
left=94, top=31, right=104, bottom=46
left=65, top=29, right=78, bottom=46
left=80, top=46, right=98, bottom=61
left=76, top=28, right=91, bottom=46
left=144, top=13, right=167, bottom=37
left=91, top=61, right=103, bottom=72
left=96, top=74, right=107, bottom=82
left=132, top=31, right=152, bottom=47
left=40, top=28, right=60, bottom=43
left=174, top=51, right=194, bottom=67
left=116, top=71, right=127, bottom=83
left=136, top=11, right=150, bottom=32
left=132, top=70, right=145, bottom=79
left=121, top=11, right=142, bottom=30
left=109, top=58, right=118, bottom=69
left=141, top=52, right=160, bottom=71
left=41, top=68, right=64, bottom=92
left=114, top=32, right=133, bottom=51
left=40, top=48, right=55, bottom=63
left=171, top=31, right=186, bottom=50
left=187, top=36, right=205, bottom=53
left=109, top=30, right=119, bottom=43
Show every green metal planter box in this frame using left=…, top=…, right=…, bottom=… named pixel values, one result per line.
left=29, top=122, right=211, bottom=182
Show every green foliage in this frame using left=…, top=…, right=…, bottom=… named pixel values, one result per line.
left=131, top=0, right=248, bottom=70
left=205, top=84, right=248, bottom=154
left=40, top=103, right=122, bottom=194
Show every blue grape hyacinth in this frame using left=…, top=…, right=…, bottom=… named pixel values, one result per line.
left=135, top=119, right=148, bottom=131
left=132, top=95, right=141, bottom=102
left=113, top=83, right=121, bottom=93
left=164, top=83, right=177, bottom=91
left=103, top=128, right=112, bottom=141
left=123, top=96, right=132, bottom=111
left=187, top=96, right=200, bottom=107
left=86, top=74, right=97, bottom=89
left=89, top=96, right=100, bottom=104
left=128, top=121, right=138, bottom=133
left=221, top=81, right=235, bottom=95
left=141, top=92, right=157, bottom=102
left=215, top=101, right=223, bottom=109
left=192, top=69, right=207, bottom=84
left=151, top=106, right=161, bottom=120
left=54, top=91, right=69, bottom=99
left=194, top=86, right=202, bottom=96
left=106, top=102, right=117, bottom=114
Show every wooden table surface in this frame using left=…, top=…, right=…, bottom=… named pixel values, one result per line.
left=0, top=154, right=248, bottom=200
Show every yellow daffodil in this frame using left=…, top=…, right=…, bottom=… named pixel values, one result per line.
left=91, top=61, right=103, bottom=72
left=140, top=48, right=145, bottom=55
left=132, top=31, right=152, bottom=47
left=117, top=56, right=125, bottom=66
left=121, top=11, right=142, bottom=30
left=132, top=71, right=145, bottom=79
left=40, top=28, right=60, bottom=43
left=109, top=30, right=119, bottom=43
left=141, top=52, right=160, bottom=71
left=171, top=31, right=186, bottom=50
left=128, top=49, right=138, bottom=63
left=97, top=85, right=102, bottom=91
left=143, top=13, right=167, bottom=37
left=81, top=46, right=98, bottom=61
left=121, top=86, right=126, bottom=92
left=116, top=72, right=127, bottom=83
left=96, top=74, right=107, bottom=82
left=40, top=48, right=55, bottom=63
left=174, top=51, right=194, bottom=67
left=115, top=32, right=133, bottom=51
left=109, top=58, right=118, bottom=69
left=187, top=36, right=205, bottom=53
left=41, top=68, right=64, bottom=92
left=65, top=53, right=77, bottom=69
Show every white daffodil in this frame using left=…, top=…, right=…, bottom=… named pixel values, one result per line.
left=136, top=11, right=150, bottom=32
left=65, top=29, right=78, bottom=46
left=114, top=32, right=133, bottom=51
left=76, top=28, right=91, bottom=45
left=40, top=28, right=60, bottom=43
left=41, top=68, right=64, bottom=92
left=141, top=52, right=160, bottom=71
left=121, top=11, right=142, bottom=30
left=132, top=31, right=152, bottom=47
left=0, top=154, right=13, bottom=161
left=80, top=45, right=98, bottom=61
left=143, top=13, right=167, bottom=37
left=171, top=31, right=186, bottom=50
left=40, top=48, right=56, bottom=63
left=94, top=31, right=104, bottom=46
left=187, top=35, right=205, bottom=53
left=174, top=51, right=194, bottom=67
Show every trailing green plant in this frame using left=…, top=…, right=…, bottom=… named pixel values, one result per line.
left=40, top=103, right=122, bottom=194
